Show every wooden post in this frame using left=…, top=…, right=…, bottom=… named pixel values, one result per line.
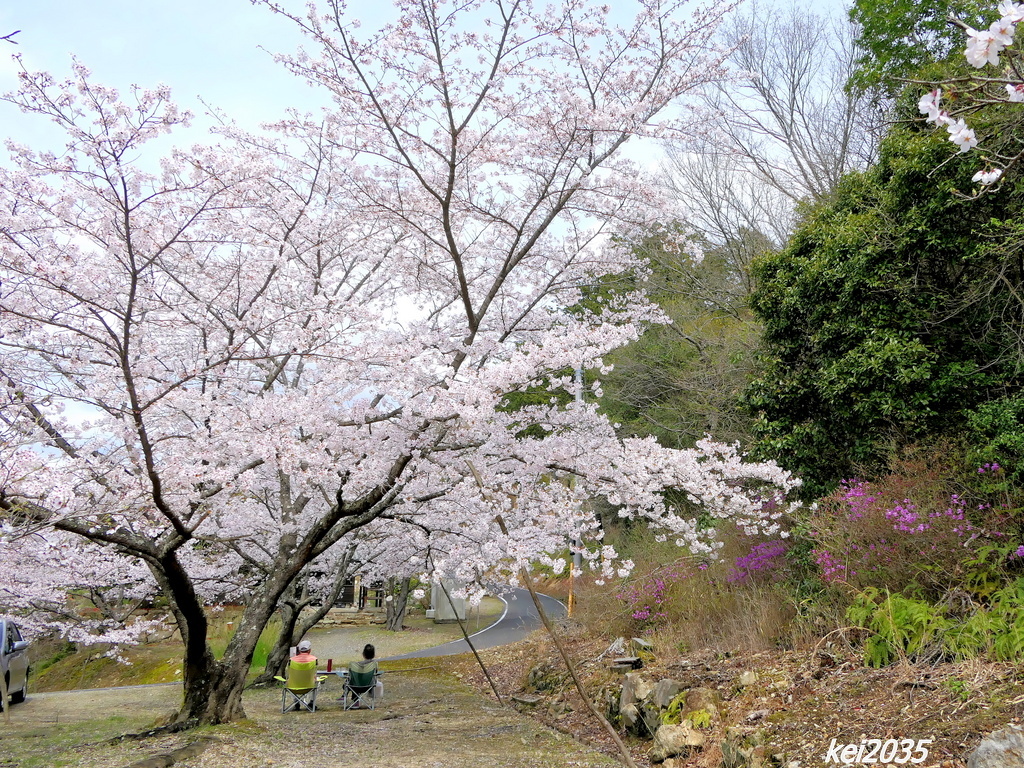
left=464, top=460, right=637, bottom=768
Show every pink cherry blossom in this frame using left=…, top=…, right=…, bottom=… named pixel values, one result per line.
left=0, top=0, right=798, bottom=727
left=972, top=167, right=1004, bottom=184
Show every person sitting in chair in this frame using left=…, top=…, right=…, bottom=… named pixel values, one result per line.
left=275, top=639, right=325, bottom=712
left=346, top=643, right=383, bottom=708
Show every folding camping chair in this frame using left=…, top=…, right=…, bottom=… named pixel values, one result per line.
left=342, top=664, right=381, bottom=710
left=274, top=659, right=327, bottom=712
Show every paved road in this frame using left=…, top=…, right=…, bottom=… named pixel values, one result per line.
left=387, top=587, right=566, bottom=659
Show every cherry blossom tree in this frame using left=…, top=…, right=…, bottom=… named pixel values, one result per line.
left=0, top=0, right=801, bottom=726
left=0, top=526, right=162, bottom=647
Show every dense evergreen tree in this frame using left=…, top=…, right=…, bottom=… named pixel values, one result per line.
left=745, top=123, right=1024, bottom=495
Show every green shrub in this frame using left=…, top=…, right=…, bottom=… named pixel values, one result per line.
left=944, top=578, right=1024, bottom=661
left=960, top=542, right=1024, bottom=600
left=37, top=641, right=78, bottom=674
left=814, top=467, right=969, bottom=595
left=810, top=447, right=1022, bottom=599
left=849, top=579, right=1024, bottom=666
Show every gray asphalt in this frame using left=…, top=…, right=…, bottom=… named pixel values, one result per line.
left=386, top=587, right=566, bottom=660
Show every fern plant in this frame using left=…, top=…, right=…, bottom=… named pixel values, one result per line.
left=685, top=708, right=713, bottom=728
left=847, top=588, right=951, bottom=667
left=660, top=693, right=687, bottom=725
left=850, top=579, right=1024, bottom=665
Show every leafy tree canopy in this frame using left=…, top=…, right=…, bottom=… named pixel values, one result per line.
left=599, top=224, right=764, bottom=449
left=849, top=0, right=986, bottom=96
left=745, top=122, right=1024, bottom=495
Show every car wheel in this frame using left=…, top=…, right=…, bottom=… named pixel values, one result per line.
left=10, top=671, right=26, bottom=704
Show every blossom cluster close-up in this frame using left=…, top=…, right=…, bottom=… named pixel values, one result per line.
left=918, top=1, right=1024, bottom=182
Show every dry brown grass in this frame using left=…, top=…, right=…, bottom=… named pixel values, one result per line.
left=570, top=527, right=818, bottom=654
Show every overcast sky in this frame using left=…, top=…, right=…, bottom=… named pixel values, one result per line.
left=0, top=0, right=851, bottom=155
left=0, top=1, right=336, bottom=147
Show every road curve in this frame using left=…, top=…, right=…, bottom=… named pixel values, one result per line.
left=386, top=587, right=566, bottom=660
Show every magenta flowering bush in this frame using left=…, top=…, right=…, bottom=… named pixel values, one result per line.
left=727, top=540, right=789, bottom=584
left=808, top=458, right=1009, bottom=596
left=617, top=565, right=691, bottom=627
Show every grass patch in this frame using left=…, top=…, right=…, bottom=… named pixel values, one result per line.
left=35, top=640, right=77, bottom=675
left=0, top=718, right=141, bottom=768
left=34, top=609, right=284, bottom=692
left=571, top=525, right=815, bottom=652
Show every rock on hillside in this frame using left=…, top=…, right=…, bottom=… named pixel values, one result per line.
left=448, top=626, right=1024, bottom=768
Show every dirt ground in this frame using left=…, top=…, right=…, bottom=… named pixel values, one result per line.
left=8, top=615, right=1024, bottom=768
left=0, top=663, right=620, bottom=768
left=449, top=627, right=1024, bottom=768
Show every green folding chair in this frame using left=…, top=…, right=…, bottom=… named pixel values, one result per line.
left=274, top=660, right=327, bottom=712
left=342, top=663, right=380, bottom=710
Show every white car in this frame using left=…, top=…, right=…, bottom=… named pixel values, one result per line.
left=1, top=618, right=29, bottom=709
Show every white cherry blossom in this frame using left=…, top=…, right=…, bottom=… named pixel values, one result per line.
left=0, top=0, right=784, bottom=727
left=918, top=89, right=943, bottom=122
left=921, top=2, right=1024, bottom=171
left=989, top=17, right=1017, bottom=46
left=965, top=28, right=1004, bottom=67
left=999, top=0, right=1024, bottom=22
left=947, top=118, right=979, bottom=152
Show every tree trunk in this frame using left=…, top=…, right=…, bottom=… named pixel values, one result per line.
left=385, top=576, right=412, bottom=631
left=153, top=551, right=295, bottom=725
left=185, top=589, right=284, bottom=723
left=250, top=598, right=301, bottom=688
left=252, top=547, right=356, bottom=686
left=147, top=505, right=372, bottom=723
